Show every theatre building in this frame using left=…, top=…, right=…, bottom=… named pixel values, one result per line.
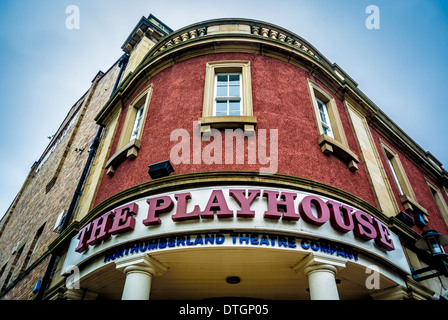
left=1, top=15, right=448, bottom=301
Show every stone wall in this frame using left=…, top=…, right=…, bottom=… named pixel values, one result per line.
left=0, top=63, right=120, bottom=300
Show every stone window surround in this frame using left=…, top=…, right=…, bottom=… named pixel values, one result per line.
left=425, top=177, right=448, bottom=226
left=379, top=139, right=428, bottom=222
left=307, top=79, right=359, bottom=172
left=198, top=60, right=257, bottom=135
left=105, top=84, right=153, bottom=176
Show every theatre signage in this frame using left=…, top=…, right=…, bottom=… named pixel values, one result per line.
left=64, top=185, right=410, bottom=273
left=102, top=232, right=361, bottom=264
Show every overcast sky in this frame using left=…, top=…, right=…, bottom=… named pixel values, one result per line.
left=0, top=0, right=447, bottom=220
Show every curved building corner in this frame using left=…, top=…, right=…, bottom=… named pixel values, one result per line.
left=1, top=14, right=448, bottom=302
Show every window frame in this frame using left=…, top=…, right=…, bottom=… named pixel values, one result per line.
left=23, top=223, right=45, bottom=270
left=199, top=61, right=257, bottom=135
left=117, top=84, right=152, bottom=148
left=380, top=140, right=415, bottom=199
left=380, top=140, right=428, bottom=221
left=129, top=104, right=145, bottom=141
left=307, top=79, right=359, bottom=171
left=214, top=73, right=243, bottom=117
left=105, top=84, right=153, bottom=176
left=1, top=244, right=25, bottom=291
left=387, top=155, right=405, bottom=196
left=315, top=97, right=334, bottom=139
left=425, top=178, right=448, bottom=228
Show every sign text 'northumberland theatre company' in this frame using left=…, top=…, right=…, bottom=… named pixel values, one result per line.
left=102, top=232, right=361, bottom=264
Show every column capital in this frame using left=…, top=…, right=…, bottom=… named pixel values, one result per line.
left=116, top=254, right=168, bottom=277
left=292, top=253, right=346, bottom=275
left=293, top=253, right=346, bottom=300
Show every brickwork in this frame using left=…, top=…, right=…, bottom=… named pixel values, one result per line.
left=0, top=64, right=120, bottom=300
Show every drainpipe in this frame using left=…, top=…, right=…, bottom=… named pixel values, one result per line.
left=59, top=53, right=128, bottom=232
left=36, top=53, right=129, bottom=300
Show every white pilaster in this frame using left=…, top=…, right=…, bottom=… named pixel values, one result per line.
left=305, top=264, right=340, bottom=300
left=293, top=254, right=346, bottom=300
left=116, top=255, right=167, bottom=300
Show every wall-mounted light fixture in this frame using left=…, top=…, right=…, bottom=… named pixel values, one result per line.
left=414, top=212, right=427, bottom=229
left=411, top=229, right=448, bottom=282
left=148, top=160, right=174, bottom=179
left=396, top=211, right=415, bottom=228
left=226, top=276, right=241, bottom=284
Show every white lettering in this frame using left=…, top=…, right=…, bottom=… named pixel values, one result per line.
left=65, top=265, right=80, bottom=289
left=202, top=128, right=222, bottom=164
left=365, top=5, right=380, bottom=30
left=170, top=128, right=190, bottom=165
left=365, top=265, right=380, bottom=289
left=179, top=304, right=213, bottom=317
left=169, top=122, right=278, bottom=174
left=65, top=5, right=80, bottom=30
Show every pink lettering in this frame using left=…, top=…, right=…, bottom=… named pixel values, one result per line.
left=299, top=196, right=330, bottom=226
left=172, top=193, right=200, bottom=222
left=353, top=210, right=377, bottom=241
left=109, top=203, right=138, bottom=235
left=327, top=200, right=354, bottom=233
left=201, top=190, right=233, bottom=218
left=86, top=211, right=115, bottom=246
left=143, top=196, right=174, bottom=226
left=229, top=189, right=261, bottom=218
left=263, top=190, right=299, bottom=220
left=374, top=218, right=395, bottom=251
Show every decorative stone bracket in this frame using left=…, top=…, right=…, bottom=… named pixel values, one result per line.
left=318, top=134, right=359, bottom=172
left=105, top=139, right=141, bottom=176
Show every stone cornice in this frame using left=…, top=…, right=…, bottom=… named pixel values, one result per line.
left=96, top=33, right=357, bottom=124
